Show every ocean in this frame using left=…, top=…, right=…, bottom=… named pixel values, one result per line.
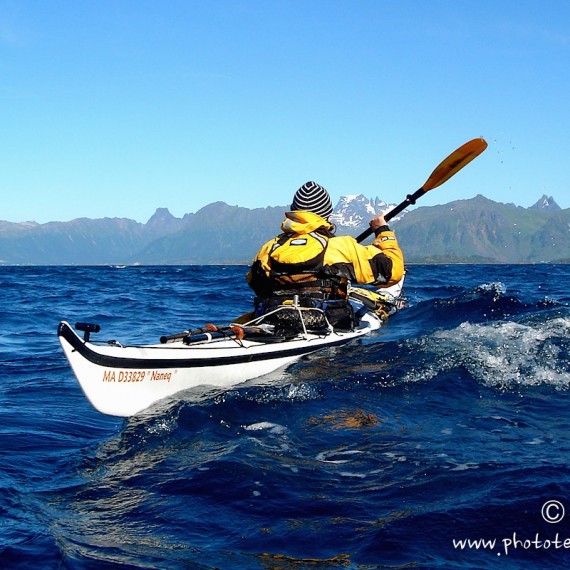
left=1, top=264, right=569, bottom=569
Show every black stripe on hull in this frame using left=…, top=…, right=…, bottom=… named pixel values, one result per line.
left=58, top=322, right=356, bottom=370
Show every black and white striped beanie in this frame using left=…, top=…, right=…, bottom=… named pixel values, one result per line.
left=291, top=181, right=333, bottom=219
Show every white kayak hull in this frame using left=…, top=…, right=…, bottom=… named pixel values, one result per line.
left=58, top=312, right=382, bottom=417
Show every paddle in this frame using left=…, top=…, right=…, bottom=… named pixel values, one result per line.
left=355, top=137, right=488, bottom=243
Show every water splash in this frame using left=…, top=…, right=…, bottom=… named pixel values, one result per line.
left=402, top=315, right=570, bottom=390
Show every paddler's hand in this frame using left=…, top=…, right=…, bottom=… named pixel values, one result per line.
left=369, top=214, right=388, bottom=232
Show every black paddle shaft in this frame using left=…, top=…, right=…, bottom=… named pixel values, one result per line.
left=355, top=187, right=425, bottom=243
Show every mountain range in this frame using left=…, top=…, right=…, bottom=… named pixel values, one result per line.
left=0, top=194, right=568, bottom=265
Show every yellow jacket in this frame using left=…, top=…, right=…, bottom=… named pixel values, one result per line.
left=247, top=211, right=404, bottom=297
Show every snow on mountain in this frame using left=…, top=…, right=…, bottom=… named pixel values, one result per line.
left=330, top=194, right=405, bottom=229
left=530, top=195, right=561, bottom=211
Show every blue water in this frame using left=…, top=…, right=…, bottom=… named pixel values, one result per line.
left=1, top=264, right=570, bottom=569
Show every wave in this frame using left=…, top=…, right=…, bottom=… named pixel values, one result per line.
left=399, top=310, right=570, bottom=390
left=5, top=265, right=570, bottom=569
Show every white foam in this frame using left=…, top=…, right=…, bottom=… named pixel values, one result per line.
left=244, top=421, right=285, bottom=434
left=316, top=449, right=364, bottom=464
left=450, top=462, right=480, bottom=471
left=403, top=316, right=570, bottom=390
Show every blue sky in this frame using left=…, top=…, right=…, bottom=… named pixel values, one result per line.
left=1, top=1, right=569, bottom=223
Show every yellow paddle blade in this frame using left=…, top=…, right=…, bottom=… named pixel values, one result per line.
left=423, top=137, right=488, bottom=191
left=232, top=311, right=255, bottom=324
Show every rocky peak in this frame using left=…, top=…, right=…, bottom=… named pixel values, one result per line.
left=145, top=208, right=186, bottom=235
left=530, top=195, right=561, bottom=211
left=330, top=194, right=404, bottom=230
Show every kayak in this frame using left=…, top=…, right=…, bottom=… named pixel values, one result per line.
left=57, top=137, right=489, bottom=418
left=58, top=283, right=405, bottom=417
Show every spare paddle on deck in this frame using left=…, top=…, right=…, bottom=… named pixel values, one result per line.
left=160, top=323, right=275, bottom=344
left=356, top=137, right=488, bottom=243
left=160, top=323, right=219, bottom=344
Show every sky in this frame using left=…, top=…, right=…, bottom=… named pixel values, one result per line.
left=1, top=0, right=569, bottom=224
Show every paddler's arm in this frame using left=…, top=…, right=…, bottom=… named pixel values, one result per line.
left=368, top=214, right=404, bottom=286
left=324, top=216, right=404, bottom=287
left=246, top=239, right=276, bottom=297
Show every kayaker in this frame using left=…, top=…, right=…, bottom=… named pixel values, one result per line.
left=246, top=181, right=404, bottom=331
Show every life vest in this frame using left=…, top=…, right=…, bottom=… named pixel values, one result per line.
left=267, top=230, right=330, bottom=285
left=248, top=211, right=351, bottom=299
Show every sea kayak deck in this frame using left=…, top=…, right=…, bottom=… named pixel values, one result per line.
left=58, top=319, right=376, bottom=369
left=57, top=314, right=381, bottom=417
